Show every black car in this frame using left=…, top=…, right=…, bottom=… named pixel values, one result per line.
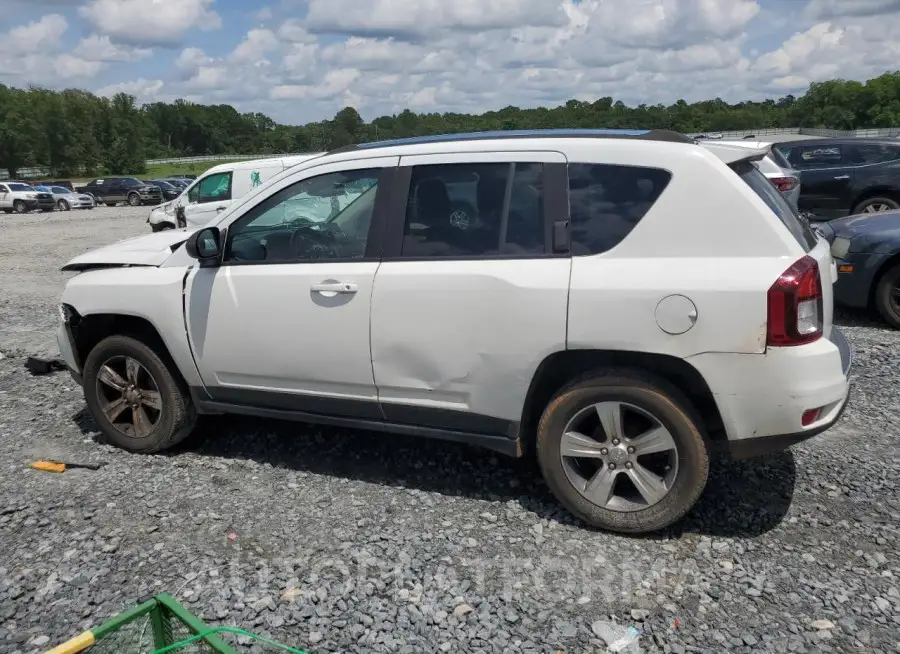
left=776, top=138, right=900, bottom=219
left=145, top=179, right=182, bottom=201
left=816, top=211, right=900, bottom=328
left=74, top=177, right=163, bottom=206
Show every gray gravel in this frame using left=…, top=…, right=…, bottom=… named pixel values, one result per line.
left=1, top=207, right=900, bottom=653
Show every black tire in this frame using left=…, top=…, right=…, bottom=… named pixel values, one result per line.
left=13, top=200, right=27, bottom=214
left=82, top=335, right=196, bottom=454
left=536, top=369, right=709, bottom=534
left=58, top=199, right=70, bottom=211
left=874, top=262, right=900, bottom=329
left=151, top=222, right=175, bottom=232
left=852, top=196, right=900, bottom=215
left=128, top=192, right=141, bottom=207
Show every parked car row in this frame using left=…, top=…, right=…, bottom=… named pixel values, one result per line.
left=1, top=182, right=66, bottom=213
left=57, top=129, right=851, bottom=534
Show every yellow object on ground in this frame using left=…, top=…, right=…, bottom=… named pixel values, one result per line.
left=44, top=630, right=95, bottom=654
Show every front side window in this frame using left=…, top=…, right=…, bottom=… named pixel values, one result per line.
left=225, top=168, right=381, bottom=263
left=190, top=172, right=233, bottom=204
left=401, top=162, right=545, bottom=258
left=121, top=178, right=142, bottom=187
left=847, top=144, right=900, bottom=165
left=568, top=163, right=671, bottom=256
left=51, top=187, right=70, bottom=194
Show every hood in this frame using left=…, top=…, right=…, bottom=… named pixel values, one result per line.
left=829, top=209, right=900, bottom=236
left=61, top=228, right=196, bottom=271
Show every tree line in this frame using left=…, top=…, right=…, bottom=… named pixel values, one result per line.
left=2, top=71, right=900, bottom=178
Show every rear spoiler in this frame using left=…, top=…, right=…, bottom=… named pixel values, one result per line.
left=699, top=142, right=769, bottom=166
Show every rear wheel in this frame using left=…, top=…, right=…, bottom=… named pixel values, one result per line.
left=82, top=335, right=196, bottom=453
left=13, top=200, right=27, bottom=213
left=853, top=196, right=900, bottom=214
left=58, top=199, right=70, bottom=211
left=874, top=263, right=900, bottom=329
left=536, top=370, right=709, bottom=534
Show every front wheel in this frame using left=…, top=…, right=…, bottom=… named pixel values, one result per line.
left=853, top=196, right=900, bottom=214
left=875, top=263, right=900, bottom=329
left=58, top=199, right=70, bottom=211
left=536, top=370, right=709, bottom=534
left=82, top=335, right=196, bottom=454
left=13, top=200, right=27, bottom=214
left=128, top=192, right=141, bottom=207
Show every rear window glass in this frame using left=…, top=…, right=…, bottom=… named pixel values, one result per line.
left=733, top=161, right=816, bottom=250
left=568, top=164, right=672, bottom=255
left=769, top=147, right=792, bottom=170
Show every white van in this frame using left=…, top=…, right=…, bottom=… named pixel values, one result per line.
left=147, top=154, right=325, bottom=231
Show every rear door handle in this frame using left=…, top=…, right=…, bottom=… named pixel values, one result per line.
left=216, top=206, right=226, bottom=212
left=833, top=175, right=850, bottom=180
left=311, top=281, right=358, bottom=294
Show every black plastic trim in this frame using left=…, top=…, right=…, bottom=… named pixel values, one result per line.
left=724, top=387, right=850, bottom=461
left=380, top=402, right=518, bottom=438
left=204, top=386, right=384, bottom=420
left=192, top=389, right=522, bottom=456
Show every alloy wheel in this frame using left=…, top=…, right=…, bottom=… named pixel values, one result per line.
left=864, top=202, right=893, bottom=213
left=95, top=356, right=162, bottom=438
left=560, top=401, right=679, bottom=512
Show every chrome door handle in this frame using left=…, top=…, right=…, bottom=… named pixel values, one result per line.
left=311, top=281, right=358, bottom=294
left=833, top=175, right=850, bottom=180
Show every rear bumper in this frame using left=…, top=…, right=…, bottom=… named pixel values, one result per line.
left=687, top=327, right=852, bottom=458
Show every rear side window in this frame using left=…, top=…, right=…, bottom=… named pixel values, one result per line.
left=401, top=162, right=545, bottom=258
left=733, top=161, right=816, bottom=250
left=568, top=164, right=671, bottom=255
left=796, top=145, right=843, bottom=166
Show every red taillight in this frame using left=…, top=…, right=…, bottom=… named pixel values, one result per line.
left=767, top=255, right=823, bottom=346
left=771, top=176, right=799, bottom=192
left=801, top=408, right=821, bottom=426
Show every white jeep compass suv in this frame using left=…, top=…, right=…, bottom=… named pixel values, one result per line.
left=57, top=129, right=851, bottom=534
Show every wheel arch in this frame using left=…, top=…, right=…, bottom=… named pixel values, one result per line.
left=870, top=250, right=900, bottom=306
left=518, top=349, right=724, bottom=454
left=67, top=310, right=193, bottom=393
left=850, top=186, right=900, bottom=213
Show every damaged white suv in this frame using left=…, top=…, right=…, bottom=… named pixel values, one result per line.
left=57, top=130, right=851, bottom=533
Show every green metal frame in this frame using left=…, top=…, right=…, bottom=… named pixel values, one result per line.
left=87, top=594, right=237, bottom=653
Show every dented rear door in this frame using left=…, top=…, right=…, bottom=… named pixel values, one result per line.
left=370, top=151, right=571, bottom=434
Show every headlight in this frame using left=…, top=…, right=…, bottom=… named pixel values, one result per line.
left=831, top=237, right=852, bottom=259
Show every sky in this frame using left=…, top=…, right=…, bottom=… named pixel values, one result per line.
left=0, top=0, right=899, bottom=125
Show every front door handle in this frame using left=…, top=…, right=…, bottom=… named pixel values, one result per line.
left=833, top=175, right=850, bottom=180
left=216, top=206, right=226, bottom=212
left=311, top=281, right=358, bottom=294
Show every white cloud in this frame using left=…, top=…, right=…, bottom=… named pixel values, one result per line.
left=805, top=0, right=900, bottom=19
left=54, top=53, right=105, bottom=78
left=230, top=28, right=280, bottom=65
left=73, top=34, right=152, bottom=62
left=1, top=13, right=68, bottom=55
left=96, top=78, right=166, bottom=100
left=305, top=0, right=568, bottom=37
left=79, top=0, right=221, bottom=47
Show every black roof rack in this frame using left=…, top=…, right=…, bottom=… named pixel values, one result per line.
left=327, top=128, right=694, bottom=155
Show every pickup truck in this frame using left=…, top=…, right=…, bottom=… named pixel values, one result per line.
left=75, top=177, right=162, bottom=206
left=0, top=181, right=55, bottom=213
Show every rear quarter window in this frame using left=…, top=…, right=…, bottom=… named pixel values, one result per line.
left=733, top=161, right=817, bottom=250
left=568, top=163, right=672, bottom=255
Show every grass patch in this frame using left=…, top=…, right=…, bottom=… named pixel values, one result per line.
left=66, top=158, right=255, bottom=184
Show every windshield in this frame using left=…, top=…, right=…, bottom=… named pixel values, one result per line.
left=8, top=183, right=33, bottom=191
left=733, top=161, right=816, bottom=250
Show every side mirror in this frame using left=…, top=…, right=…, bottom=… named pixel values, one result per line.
left=185, top=227, right=222, bottom=266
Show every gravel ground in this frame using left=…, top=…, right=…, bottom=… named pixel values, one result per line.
left=1, top=207, right=899, bottom=653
